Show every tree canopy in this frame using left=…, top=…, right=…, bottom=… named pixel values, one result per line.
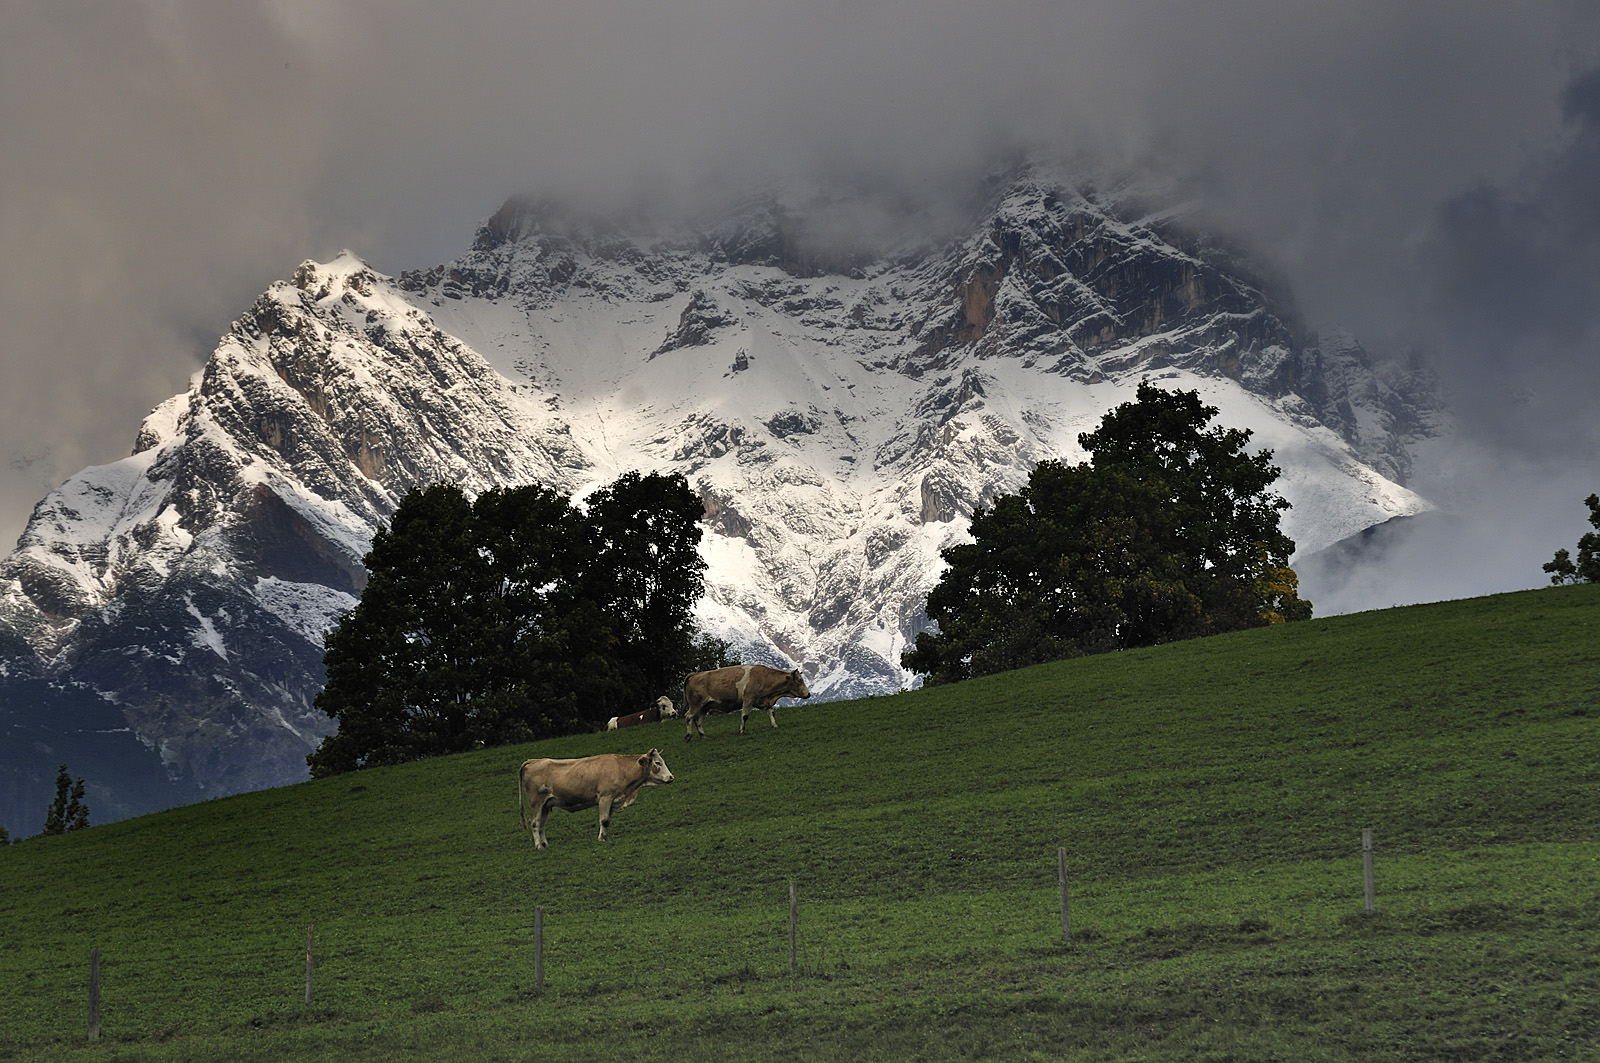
left=584, top=470, right=714, bottom=699
left=1543, top=493, right=1600, bottom=585
left=903, top=382, right=1311, bottom=685
left=308, top=471, right=712, bottom=776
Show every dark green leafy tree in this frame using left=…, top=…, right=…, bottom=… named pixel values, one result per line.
left=308, top=473, right=709, bottom=776
left=583, top=471, right=709, bottom=713
left=471, top=483, right=615, bottom=737
left=904, top=382, right=1311, bottom=685
left=1543, top=493, right=1600, bottom=584
left=687, top=629, right=737, bottom=674
left=42, top=765, right=90, bottom=835
left=309, top=483, right=482, bottom=774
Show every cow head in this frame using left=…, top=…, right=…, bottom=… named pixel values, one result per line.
left=656, top=696, right=679, bottom=718
left=785, top=669, right=812, bottom=700
left=641, top=748, right=674, bottom=785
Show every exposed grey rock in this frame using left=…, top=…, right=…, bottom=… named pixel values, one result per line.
left=0, top=164, right=1443, bottom=832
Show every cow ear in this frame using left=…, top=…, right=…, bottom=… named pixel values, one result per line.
left=639, top=754, right=651, bottom=768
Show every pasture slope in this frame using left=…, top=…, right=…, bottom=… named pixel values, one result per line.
left=2, top=584, right=1597, bottom=1062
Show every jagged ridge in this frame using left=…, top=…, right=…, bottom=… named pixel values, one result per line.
left=0, top=165, right=1442, bottom=831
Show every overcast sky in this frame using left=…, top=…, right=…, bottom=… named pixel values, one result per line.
left=3, top=0, right=1598, bottom=612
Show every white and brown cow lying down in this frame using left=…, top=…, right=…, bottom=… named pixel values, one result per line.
left=682, top=664, right=811, bottom=740
left=517, top=749, right=674, bottom=849
left=606, top=696, right=678, bottom=731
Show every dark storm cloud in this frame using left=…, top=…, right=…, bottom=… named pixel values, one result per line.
left=0, top=3, right=334, bottom=545
left=1303, top=58, right=1600, bottom=613
left=1416, top=63, right=1600, bottom=454
left=3, top=0, right=1599, bottom=611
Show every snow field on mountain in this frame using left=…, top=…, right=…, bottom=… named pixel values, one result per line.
left=415, top=245, right=1435, bottom=696
left=0, top=169, right=1449, bottom=813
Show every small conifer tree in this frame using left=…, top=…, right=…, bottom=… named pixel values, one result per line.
left=68, top=777, right=90, bottom=831
left=42, top=765, right=90, bottom=835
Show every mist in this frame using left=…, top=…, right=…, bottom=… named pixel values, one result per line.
left=3, top=0, right=1598, bottom=612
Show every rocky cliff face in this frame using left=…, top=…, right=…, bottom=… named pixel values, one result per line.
left=0, top=164, right=1441, bottom=833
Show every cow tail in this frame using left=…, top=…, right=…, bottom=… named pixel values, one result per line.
left=516, top=768, right=527, bottom=833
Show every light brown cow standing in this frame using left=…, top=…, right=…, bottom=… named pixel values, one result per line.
left=517, top=749, right=674, bottom=849
left=682, top=664, right=811, bottom=740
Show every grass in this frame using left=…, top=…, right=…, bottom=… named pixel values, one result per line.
left=1, top=583, right=1597, bottom=1061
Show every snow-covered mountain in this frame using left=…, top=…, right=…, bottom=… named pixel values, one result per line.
left=0, top=165, right=1441, bottom=834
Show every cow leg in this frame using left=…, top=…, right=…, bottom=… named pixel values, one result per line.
left=767, top=704, right=779, bottom=729
left=596, top=795, right=615, bottom=842
left=532, top=796, right=554, bottom=850
left=738, top=705, right=750, bottom=734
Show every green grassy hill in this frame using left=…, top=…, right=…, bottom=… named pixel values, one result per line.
left=3, top=584, right=1597, bottom=1062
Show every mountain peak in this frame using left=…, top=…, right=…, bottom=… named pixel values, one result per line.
left=0, top=166, right=1443, bottom=831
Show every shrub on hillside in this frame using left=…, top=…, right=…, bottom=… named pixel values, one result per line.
left=1543, top=493, right=1600, bottom=584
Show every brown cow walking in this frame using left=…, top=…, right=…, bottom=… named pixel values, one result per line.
left=517, top=749, right=675, bottom=849
left=682, top=664, right=811, bottom=739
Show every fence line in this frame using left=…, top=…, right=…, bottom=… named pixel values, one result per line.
left=88, top=946, right=100, bottom=1041
left=304, top=925, right=315, bottom=1010
left=788, top=881, right=799, bottom=974
left=534, top=906, right=545, bottom=992
left=71, top=828, right=1406, bottom=1037
left=1363, top=829, right=1377, bottom=913
left=1057, top=848, right=1072, bottom=942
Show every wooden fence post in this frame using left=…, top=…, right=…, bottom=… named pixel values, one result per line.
left=1362, top=829, right=1376, bottom=913
left=1058, top=848, right=1072, bottom=942
left=88, top=946, right=100, bottom=1041
left=534, top=906, right=545, bottom=992
left=304, top=925, right=314, bottom=1009
left=788, top=881, right=798, bottom=974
